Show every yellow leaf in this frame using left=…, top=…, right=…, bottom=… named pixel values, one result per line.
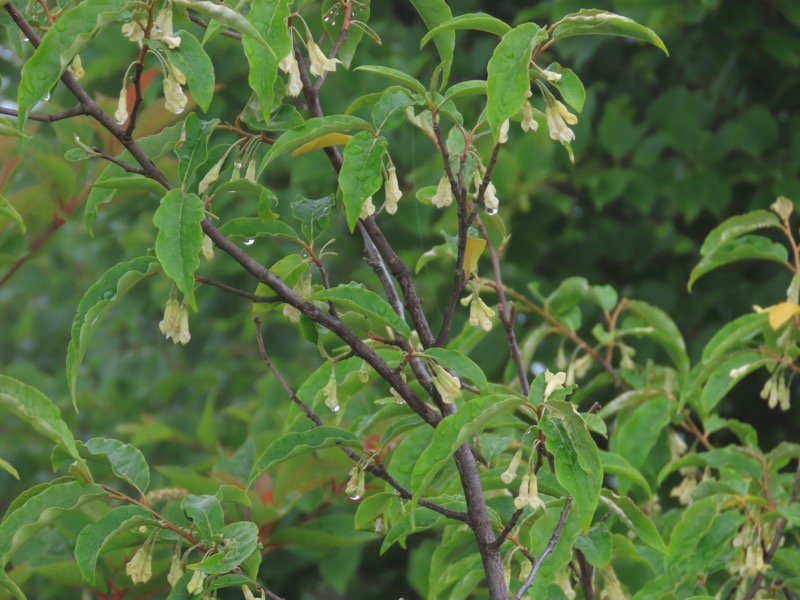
left=768, top=302, right=800, bottom=330
left=290, top=133, right=353, bottom=157
left=463, top=235, right=486, bottom=279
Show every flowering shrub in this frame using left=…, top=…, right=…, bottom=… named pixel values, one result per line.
left=0, top=1, right=799, bottom=599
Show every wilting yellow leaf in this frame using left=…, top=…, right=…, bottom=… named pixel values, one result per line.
left=464, top=235, right=486, bottom=279
left=290, top=133, right=353, bottom=157
left=768, top=301, right=800, bottom=330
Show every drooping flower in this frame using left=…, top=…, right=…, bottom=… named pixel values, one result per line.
left=307, top=36, right=341, bottom=77
left=69, top=54, right=85, bottom=80
left=471, top=297, right=495, bottom=331
left=498, top=118, right=510, bottom=144
left=360, top=196, right=376, bottom=220
left=760, top=372, right=791, bottom=411
left=384, top=165, right=402, bottom=215
left=177, top=299, right=191, bottom=345
left=484, top=181, right=499, bottom=213
left=198, top=157, right=224, bottom=195
left=514, top=472, right=530, bottom=510
left=323, top=369, right=339, bottom=412
left=122, top=19, right=145, bottom=44
left=186, top=569, right=206, bottom=595
left=555, top=569, right=576, bottom=600
left=431, top=175, right=452, bottom=208
left=545, top=100, right=578, bottom=144
left=669, top=467, right=697, bottom=505
left=279, top=51, right=303, bottom=96
left=500, top=448, right=523, bottom=484
left=600, top=568, right=625, bottom=600
left=126, top=545, right=153, bottom=584
left=521, top=91, right=538, bottom=133
left=115, top=87, right=129, bottom=125
left=432, top=364, right=461, bottom=404
left=159, top=293, right=181, bottom=340
left=201, top=234, right=214, bottom=262
left=163, top=74, right=188, bottom=114
left=345, top=466, right=365, bottom=499
left=526, top=471, right=546, bottom=511
left=153, top=1, right=181, bottom=48
left=543, top=369, right=566, bottom=401
left=167, top=543, right=184, bottom=587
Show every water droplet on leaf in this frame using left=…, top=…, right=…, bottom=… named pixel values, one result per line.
left=244, top=238, right=256, bottom=246
left=486, top=207, right=498, bottom=216
left=348, top=495, right=361, bottom=501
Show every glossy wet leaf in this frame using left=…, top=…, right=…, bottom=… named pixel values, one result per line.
left=420, top=12, right=510, bottom=48
left=153, top=190, right=205, bottom=311
left=308, top=284, right=410, bottom=338
left=338, top=131, right=387, bottom=231
left=171, top=31, right=215, bottom=112
left=408, top=0, right=454, bottom=82
left=551, top=9, right=668, bottom=56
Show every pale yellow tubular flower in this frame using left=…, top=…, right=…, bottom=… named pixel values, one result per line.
left=543, top=369, right=566, bottom=401
left=167, top=545, right=184, bottom=587
left=69, top=54, right=85, bottom=79
left=177, top=299, right=191, bottom=345
left=431, top=175, right=453, bottom=208
left=323, top=369, right=339, bottom=412
left=242, top=585, right=258, bottom=600
left=307, top=36, right=341, bottom=77
left=545, top=100, right=577, bottom=144
left=600, top=568, right=625, bottom=600
left=163, top=75, right=188, bottom=114
left=514, top=472, right=530, bottom=510
left=159, top=294, right=181, bottom=340
left=202, top=234, right=214, bottom=262
left=115, top=88, right=129, bottom=125
left=125, top=546, right=153, bottom=584
left=384, top=165, right=402, bottom=214
left=359, top=196, right=376, bottom=220
left=246, top=159, right=257, bottom=183
left=498, top=118, right=510, bottom=144
left=521, top=100, right=538, bottom=132
left=186, top=569, right=206, bottom=595
left=669, top=468, right=697, bottom=505
left=500, top=448, right=523, bottom=484
left=154, top=1, right=181, bottom=48
left=198, top=157, right=224, bottom=195
left=122, top=20, right=145, bottom=44
left=469, top=296, right=495, bottom=332
left=527, top=472, right=546, bottom=511
left=542, top=69, right=562, bottom=82
left=279, top=50, right=303, bottom=97
left=432, top=364, right=461, bottom=404
left=484, top=181, right=499, bottom=213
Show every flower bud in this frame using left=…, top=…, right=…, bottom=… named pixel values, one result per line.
left=498, top=118, right=510, bottom=144
left=245, top=159, right=257, bottom=183
left=202, top=234, right=214, bottom=262
left=198, top=158, right=224, bottom=195
left=500, top=448, right=523, bottom=484
left=384, top=165, right=402, bottom=215
left=323, top=369, right=339, bottom=412
left=514, top=473, right=530, bottom=510
left=772, top=196, right=794, bottom=221
left=115, top=88, right=129, bottom=125
left=186, top=569, right=206, bottom=595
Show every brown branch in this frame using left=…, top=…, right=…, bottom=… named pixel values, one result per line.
left=313, top=0, right=352, bottom=93
left=253, top=318, right=467, bottom=522
left=575, top=549, right=595, bottom=600
left=743, top=457, right=800, bottom=600
left=475, top=215, right=530, bottom=396
left=0, top=105, right=89, bottom=123
left=92, top=146, right=146, bottom=174
left=187, top=13, right=243, bottom=40
left=513, top=496, right=573, bottom=600
left=492, top=507, right=524, bottom=549
left=195, top=276, right=280, bottom=303
left=124, top=6, right=155, bottom=140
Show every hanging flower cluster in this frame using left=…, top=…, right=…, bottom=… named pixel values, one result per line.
left=460, top=282, right=496, bottom=331
left=159, top=290, right=191, bottom=345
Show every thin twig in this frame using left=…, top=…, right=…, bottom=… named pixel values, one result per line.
left=513, top=496, right=573, bottom=600
left=475, top=215, right=530, bottom=396
left=0, top=105, right=88, bottom=123
left=576, top=549, right=595, bottom=600
left=253, top=318, right=467, bottom=522
left=124, top=6, right=155, bottom=140
left=743, top=458, right=800, bottom=600
left=187, top=13, right=243, bottom=40
left=92, top=146, right=146, bottom=174
left=313, top=1, right=352, bottom=92
left=492, top=507, right=524, bottom=549
left=195, top=276, right=280, bottom=303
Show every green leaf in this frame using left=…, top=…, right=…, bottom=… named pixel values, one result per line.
left=575, top=523, right=612, bottom=567
left=292, top=194, right=335, bottom=241
left=248, top=426, right=363, bottom=487
left=551, top=9, right=668, bottom=56
left=420, top=12, right=511, bottom=48
left=441, top=80, right=487, bottom=103
left=548, top=64, right=586, bottom=113
left=82, top=438, right=150, bottom=493
left=600, top=491, right=666, bottom=553
left=612, top=396, right=674, bottom=474
left=626, top=299, right=690, bottom=377
left=84, top=122, right=183, bottom=235
left=66, top=256, right=160, bottom=405
left=372, top=88, right=415, bottom=132
left=410, top=395, right=523, bottom=504
left=308, top=284, right=410, bottom=338
left=176, top=113, right=219, bottom=184
left=599, top=451, right=651, bottom=497
left=700, top=351, right=767, bottom=414
left=153, top=190, right=205, bottom=311
left=243, top=0, right=291, bottom=124
left=381, top=507, right=448, bottom=554
left=17, top=0, right=128, bottom=128
left=408, top=0, right=454, bottom=83
left=74, top=505, right=152, bottom=585
left=260, top=115, right=372, bottom=170
left=421, top=348, right=488, bottom=394
left=0, top=375, right=87, bottom=478
left=665, top=498, right=717, bottom=576
left=0, top=567, right=25, bottom=600
left=541, top=399, right=602, bottom=530
left=0, top=457, right=19, bottom=480
left=218, top=217, right=298, bottom=240
left=338, top=131, right=387, bottom=231
left=190, top=522, right=258, bottom=574
left=268, top=514, right=378, bottom=546
left=91, top=176, right=169, bottom=196
left=172, top=0, right=272, bottom=49
left=0, top=193, right=25, bottom=233
left=689, top=235, right=788, bottom=291
left=321, top=0, right=371, bottom=68
left=525, top=497, right=581, bottom=596
left=486, top=23, right=547, bottom=142
left=0, top=481, right=105, bottom=565
left=182, top=494, right=224, bottom=545
left=171, top=31, right=215, bottom=112
left=355, top=65, right=428, bottom=97
left=699, top=210, right=781, bottom=255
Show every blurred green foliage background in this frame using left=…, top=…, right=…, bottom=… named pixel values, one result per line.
left=1, top=0, right=799, bottom=597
